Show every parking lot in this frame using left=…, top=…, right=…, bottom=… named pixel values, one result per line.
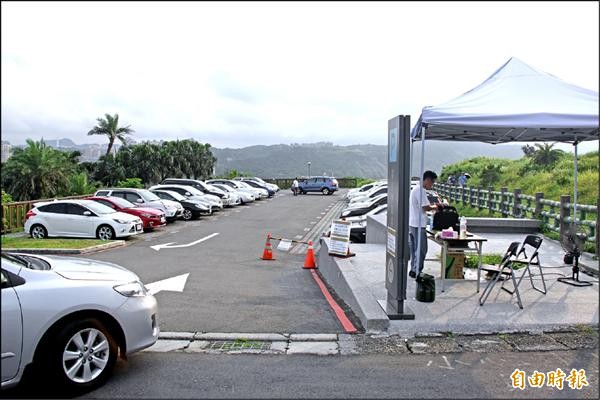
left=83, top=189, right=351, bottom=334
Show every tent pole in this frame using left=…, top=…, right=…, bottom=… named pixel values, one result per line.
left=416, top=127, right=426, bottom=275
left=573, top=139, right=578, bottom=227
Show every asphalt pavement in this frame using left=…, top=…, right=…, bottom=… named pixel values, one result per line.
left=6, top=349, right=598, bottom=399
left=83, top=190, right=349, bottom=333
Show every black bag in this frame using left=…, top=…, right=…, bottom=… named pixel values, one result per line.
left=432, top=206, right=459, bottom=231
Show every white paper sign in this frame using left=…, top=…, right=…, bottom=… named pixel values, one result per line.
left=329, top=219, right=352, bottom=256
left=387, top=227, right=396, bottom=256
left=277, top=239, right=292, bottom=252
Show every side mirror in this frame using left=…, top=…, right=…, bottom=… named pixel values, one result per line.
left=83, top=211, right=92, bottom=216
left=185, top=192, right=191, bottom=196
left=136, top=199, right=143, bottom=203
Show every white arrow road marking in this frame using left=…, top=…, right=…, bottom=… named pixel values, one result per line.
left=145, top=273, right=189, bottom=295
left=150, top=232, right=219, bottom=251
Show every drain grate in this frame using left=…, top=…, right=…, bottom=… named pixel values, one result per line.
left=207, top=340, right=272, bottom=351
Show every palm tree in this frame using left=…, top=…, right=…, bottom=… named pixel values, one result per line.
left=1, top=139, right=75, bottom=200
left=87, top=113, right=134, bottom=157
left=532, top=143, right=564, bottom=168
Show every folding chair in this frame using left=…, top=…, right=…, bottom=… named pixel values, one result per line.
left=479, top=241, right=522, bottom=308
left=507, top=234, right=547, bottom=296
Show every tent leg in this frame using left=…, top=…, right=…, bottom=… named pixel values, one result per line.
left=573, top=140, right=578, bottom=227
left=415, top=127, right=426, bottom=275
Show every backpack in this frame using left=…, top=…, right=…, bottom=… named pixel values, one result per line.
left=432, top=206, right=459, bottom=231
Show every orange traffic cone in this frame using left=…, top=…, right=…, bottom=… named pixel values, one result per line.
left=303, top=241, right=317, bottom=269
left=261, top=233, right=276, bottom=260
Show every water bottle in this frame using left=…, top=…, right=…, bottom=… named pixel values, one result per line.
left=459, top=216, right=467, bottom=239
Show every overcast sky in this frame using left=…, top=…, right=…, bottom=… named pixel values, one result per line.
left=2, top=1, right=599, bottom=152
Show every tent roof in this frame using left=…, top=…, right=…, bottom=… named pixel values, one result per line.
left=411, top=57, right=599, bottom=143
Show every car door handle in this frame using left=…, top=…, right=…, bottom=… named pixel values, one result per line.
left=1, top=352, right=16, bottom=359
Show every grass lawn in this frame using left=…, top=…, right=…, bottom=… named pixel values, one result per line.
left=1, top=236, right=110, bottom=249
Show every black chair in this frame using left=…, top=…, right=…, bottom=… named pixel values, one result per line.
left=507, top=234, right=547, bottom=296
left=479, top=241, right=522, bottom=308
left=480, top=235, right=547, bottom=309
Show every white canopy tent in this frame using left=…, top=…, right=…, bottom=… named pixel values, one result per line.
left=409, top=57, right=599, bottom=272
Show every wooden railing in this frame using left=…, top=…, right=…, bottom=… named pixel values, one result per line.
left=434, top=183, right=599, bottom=254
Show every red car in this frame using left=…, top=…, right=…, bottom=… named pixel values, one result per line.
left=86, top=196, right=167, bottom=231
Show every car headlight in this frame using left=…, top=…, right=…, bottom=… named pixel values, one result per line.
left=195, top=203, right=206, bottom=209
left=113, top=281, right=148, bottom=297
left=140, top=213, right=153, bottom=218
left=113, top=218, right=129, bottom=224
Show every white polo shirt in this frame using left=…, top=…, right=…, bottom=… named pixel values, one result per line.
left=409, top=184, right=430, bottom=228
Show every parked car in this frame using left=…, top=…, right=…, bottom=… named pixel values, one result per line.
left=150, top=189, right=211, bottom=220
left=346, top=180, right=387, bottom=200
left=206, top=179, right=260, bottom=202
left=340, top=194, right=387, bottom=218
left=236, top=179, right=275, bottom=197
left=234, top=177, right=279, bottom=193
left=1, top=252, right=159, bottom=391
left=208, top=184, right=243, bottom=205
left=94, top=188, right=183, bottom=222
left=298, top=176, right=339, bottom=195
left=149, top=184, right=223, bottom=210
left=24, top=199, right=143, bottom=240
left=160, top=178, right=230, bottom=203
left=349, top=185, right=388, bottom=204
left=85, top=196, right=166, bottom=231
left=348, top=205, right=388, bottom=244
left=204, top=183, right=237, bottom=207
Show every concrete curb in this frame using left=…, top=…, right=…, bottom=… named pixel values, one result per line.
left=148, top=326, right=598, bottom=356
left=1, top=240, right=128, bottom=255
left=316, top=239, right=390, bottom=332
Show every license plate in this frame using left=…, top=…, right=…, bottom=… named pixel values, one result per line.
left=160, top=217, right=165, bottom=222
left=136, top=223, right=143, bottom=231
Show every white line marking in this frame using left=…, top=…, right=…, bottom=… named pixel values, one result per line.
left=145, top=273, right=189, bottom=295
left=304, top=228, right=310, bottom=231
left=150, top=233, right=220, bottom=251
left=455, top=360, right=470, bottom=366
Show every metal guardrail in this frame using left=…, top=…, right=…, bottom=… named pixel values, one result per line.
left=434, top=183, right=599, bottom=254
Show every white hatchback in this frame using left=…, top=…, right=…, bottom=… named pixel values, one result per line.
left=1, top=253, right=159, bottom=391
left=24, top=199, right=143, bottom=240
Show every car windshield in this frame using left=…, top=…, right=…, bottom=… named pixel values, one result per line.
left=139, top=190, right=161, bottom=202
left=2, top=253, right=51, bottom=271
left=108, top=197, right=135, bottom=208
left=84, top=201, right=118, bottom=215
left=182, top=186, right=204, bottom=196
left=161, top=190, right=186, bottom=201
left=214, top=184, right=232, bottom=192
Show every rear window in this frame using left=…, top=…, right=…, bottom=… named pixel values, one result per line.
left=38, top=203, right=67, bottom=214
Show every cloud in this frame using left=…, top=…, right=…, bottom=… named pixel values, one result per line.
left=1, top=2, right=598, bottom=154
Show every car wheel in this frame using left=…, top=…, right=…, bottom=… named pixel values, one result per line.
left=30, top=224, right=48, bottom=239
left=44, top=318, right=118, bottom=392
left=182, top=208, right=193, bottom=221
left=96, top=225, right=115, bottom=240
left=322, top=188, right=330, bottom=195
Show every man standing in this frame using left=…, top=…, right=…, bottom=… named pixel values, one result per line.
left=458, top=172, right=468, bottom=187
left=408, top=170, right=441, bottom=278
left=292, top=178, right=299, bottom=196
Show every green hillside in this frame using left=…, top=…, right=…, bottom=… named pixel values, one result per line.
left=211, top=141, right=524, bottom=179
left=440, top=151, right=599, bottom=204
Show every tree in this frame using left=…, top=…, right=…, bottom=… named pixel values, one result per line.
left=69, top=172, right=97, bottom=195
left=87, top=113, right=134, bottom=157
left=521, top=144, right=536, bottom=157
left=0, top=139, right=76, bottom=200
left=532, top=143, right=564, bottom=168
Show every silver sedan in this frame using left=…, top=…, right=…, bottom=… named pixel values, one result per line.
left=1, top=253, right=159, bottom=392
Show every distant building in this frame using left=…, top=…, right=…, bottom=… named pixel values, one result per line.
left=1, top=141, right=12, bottom=162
